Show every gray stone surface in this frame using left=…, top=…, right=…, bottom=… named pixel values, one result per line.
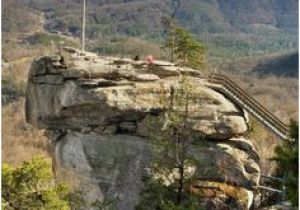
left=55, top=132, right=151, bottom=210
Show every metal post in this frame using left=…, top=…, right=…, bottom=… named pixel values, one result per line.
left=81, top=0, right=86, bottom=52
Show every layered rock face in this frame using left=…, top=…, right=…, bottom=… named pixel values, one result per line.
left=26, top=49, right=260, bottom=210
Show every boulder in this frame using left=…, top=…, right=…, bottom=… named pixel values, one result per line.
left=190, top=138, right=260, bottom=189
left=25, top=52, right=259, bottom=210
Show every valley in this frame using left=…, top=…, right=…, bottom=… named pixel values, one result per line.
left=1, top=1, right=298, bottom=209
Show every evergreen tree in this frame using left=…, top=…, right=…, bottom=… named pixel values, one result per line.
left=273, top=120, right=298, bottom=206
left=2, top=155, right=114, bottom=210
left=162, top=17, right=206, bottom=69
left=136, top=77, right=202, bottom=209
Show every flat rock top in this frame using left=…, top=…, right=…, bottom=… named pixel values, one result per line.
left=60, top=47, right=204, bottom=81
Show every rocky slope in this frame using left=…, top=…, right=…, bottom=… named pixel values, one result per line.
left=26, top=48, right=260, bottom=209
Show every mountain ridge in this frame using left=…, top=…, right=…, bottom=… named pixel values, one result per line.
left=2, top=0, right=298, bottom=76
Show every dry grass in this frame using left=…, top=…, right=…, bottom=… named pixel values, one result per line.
left=2, top=37, right=55, bottom=62
left=1, top=31, right=72, bottom=166
left=3, top=60, right=33, bottom=85
left=248, top=117, right=278, bottom=176
left=2, top=99, right=50, bottom=166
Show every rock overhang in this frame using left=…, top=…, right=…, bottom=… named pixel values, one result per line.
left=26, top=48, right=247, bottom=140
left=25, top=48, right=260, bottom=209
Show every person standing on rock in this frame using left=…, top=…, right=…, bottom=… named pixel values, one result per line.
left=134, top=55, right=140, bottom=61
left=146, top=55, right=154, bottom=70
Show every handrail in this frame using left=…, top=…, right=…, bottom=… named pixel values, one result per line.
left=209, top=77, right=288, bottom=135
left=209, top=74, right=288, bottom=129
left=209, top=75, right=289, bottom=133
left=216, top=83, right=288, bottom=136
left=210, top=74, right=289, bottom=131
left=207, top=73, right=289, bottom=139
left=210, top=82, right=288, bottom=138
left=212, top=76, right=289, bottom=133
left=209, top=76, right=289, bottom=134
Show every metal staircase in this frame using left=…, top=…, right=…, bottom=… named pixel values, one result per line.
left=206, top=73, right=289, bottom=140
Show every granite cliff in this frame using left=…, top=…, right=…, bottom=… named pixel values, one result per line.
left=25, top=48, right=260, bottom=209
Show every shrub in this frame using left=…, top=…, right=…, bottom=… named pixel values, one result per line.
left=2, top=156, right=71, bottom=210
left=135, top=176, right=200, bottom=210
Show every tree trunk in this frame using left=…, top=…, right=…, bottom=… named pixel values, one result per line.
left=177, top=163, right=184, bottom=204
left=171, top=35, right=175, bottom=62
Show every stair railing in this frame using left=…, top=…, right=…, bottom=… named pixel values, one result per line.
left=207, top=73, right=289, bottom=139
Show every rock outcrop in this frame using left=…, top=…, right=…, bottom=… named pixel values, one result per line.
left=26, top=48, right=261, bottom=210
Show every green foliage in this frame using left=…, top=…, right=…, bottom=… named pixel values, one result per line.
left=2, top=155, right=113, bottom=210
left=141, top=76, right=202, bottom=207
left=162, top=18, right=206, bottom=69
left=135, top=176, right=201, bottom=210
left=91, top=197, right=117, bottom=210
left=273, top=121, right=298, bottom=206
left=2, top=156, right=70, bottom=210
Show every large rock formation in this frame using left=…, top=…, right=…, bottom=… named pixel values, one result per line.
left=26, top=48, right=260, bottom=210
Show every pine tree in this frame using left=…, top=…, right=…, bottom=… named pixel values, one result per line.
left=2, top=156, right=70, bottom=210
left=273, top=120, right=298, bottom=206
left=162, top=17, right=206, bottom=69
left=2, top=156, right=115, bottom=209
left=142, top=76, right=201, bottom=207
